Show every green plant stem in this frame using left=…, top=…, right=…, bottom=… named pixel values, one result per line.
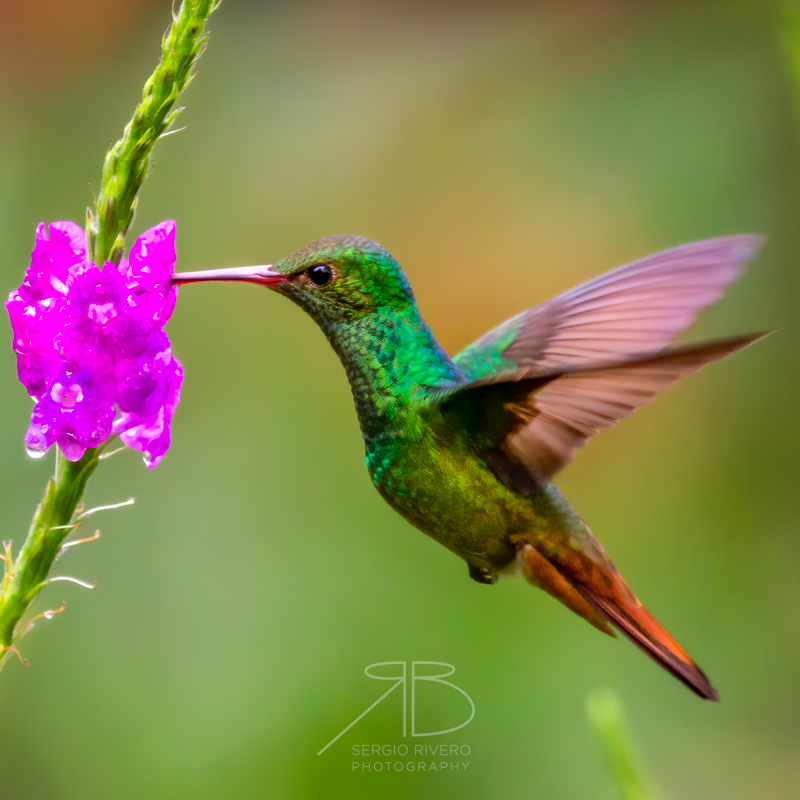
left=0, top=443, right=110, bottom=664
left=587, top=689, right=663, bottom=800
left=0, top=0, right=218, bottom=669
left=87, top=0, right=218, bottom=266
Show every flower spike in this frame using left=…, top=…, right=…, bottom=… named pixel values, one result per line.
left=5, top=646, right=28, bottom=667
left=59, top=531, right=101, bottom=551
left=48, top=523, right=81, bottom=533
left=24, top=602, right=67, bottom=633
left=99, top=444, right=128, bottom=460
left=0, top=0, right=219, bottom=672
left=6, top=222, right=183, bottom=468
left=75, top=498, right=134, bottom=521
left=47, top=577, right=97, bottom=590
left=57, top=531, right=101, bottom=560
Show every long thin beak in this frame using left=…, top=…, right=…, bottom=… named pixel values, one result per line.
left=170, top=265, right=287, bottom=288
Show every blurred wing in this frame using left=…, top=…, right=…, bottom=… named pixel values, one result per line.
left=443, top=334, right=764, bottom=489
left=453, top=235, right=762, bottom=381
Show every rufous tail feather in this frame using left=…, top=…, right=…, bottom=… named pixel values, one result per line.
left=518, top=543, right=718, bottom=700
left=575, top=579, right=718, bottom=700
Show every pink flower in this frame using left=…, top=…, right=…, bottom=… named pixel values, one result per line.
left=6, top=221, right=182, bottom=467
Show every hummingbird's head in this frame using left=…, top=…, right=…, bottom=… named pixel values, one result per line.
left=273, top=235, right=415, bottom=322
left=172, top=235, right=415, bottom=324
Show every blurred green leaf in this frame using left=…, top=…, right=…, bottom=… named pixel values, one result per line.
left=587, top=689, right=664, bottom=800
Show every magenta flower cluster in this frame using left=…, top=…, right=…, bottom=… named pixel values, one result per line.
left=5, top=221, right=182, bottom=468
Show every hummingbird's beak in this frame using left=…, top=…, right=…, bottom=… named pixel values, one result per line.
left=170, top=265, right=287, bottom=288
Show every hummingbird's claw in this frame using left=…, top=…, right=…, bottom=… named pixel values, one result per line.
left=468, top=563, right=497, bottom=585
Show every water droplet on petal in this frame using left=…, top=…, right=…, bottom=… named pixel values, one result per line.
left=26, top=446, right=47, bottom=459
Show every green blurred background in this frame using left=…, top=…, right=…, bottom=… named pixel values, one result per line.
left=1, top=1, right=798, bottom=798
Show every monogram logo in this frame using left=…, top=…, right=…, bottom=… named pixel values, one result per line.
left=317, top=661, right=475, bottom=755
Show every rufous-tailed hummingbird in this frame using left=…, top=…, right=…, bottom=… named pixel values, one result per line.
left=173, top=234, right=765, bottom=700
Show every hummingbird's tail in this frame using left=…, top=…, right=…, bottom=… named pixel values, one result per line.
left=575, top=580, right=718, bottom=701
left=518, top=543, right=718, bottom=700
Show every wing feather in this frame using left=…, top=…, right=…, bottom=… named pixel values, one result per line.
left=453, top=235, right=762, bottom=380
left=443, top=334, right=765, bottom=488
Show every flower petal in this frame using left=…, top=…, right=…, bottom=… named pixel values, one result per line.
left=118, top=352, right=183, bottom=468
left=25, top=369, right=116, bottom=461
left=124, top=221, right=177, bottom=325
left=6, top=222, right=88, bottom=399
left=7, top=220, right=183, bottom=467
left=6, top=290, right=63, bottom=399
left=24, top=222, right=87, bottom=302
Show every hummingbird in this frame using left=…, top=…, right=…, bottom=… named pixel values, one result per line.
left=173, top=234, right=764, bottom=700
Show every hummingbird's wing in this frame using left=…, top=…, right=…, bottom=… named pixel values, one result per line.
left=453, top=236, right=762, bottom=381
left=438, top=333, right=764, bottom=489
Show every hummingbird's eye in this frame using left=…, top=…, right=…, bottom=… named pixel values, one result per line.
left=307, top=264, right=333, bottom=287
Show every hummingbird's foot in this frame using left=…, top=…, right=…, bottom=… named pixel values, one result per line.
left=468, top=563, right=497, bottom=585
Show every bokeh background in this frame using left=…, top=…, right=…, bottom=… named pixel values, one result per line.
left=0, top=1, right=798, bottom=798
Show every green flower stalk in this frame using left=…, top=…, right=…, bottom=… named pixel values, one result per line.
left=0, top=0, right=219, bottom=670
left=0, top=447, right=110, bottom=664
left=88, top=0, right=219, bottom=267
left=587, top=689, right=664, bottom=800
